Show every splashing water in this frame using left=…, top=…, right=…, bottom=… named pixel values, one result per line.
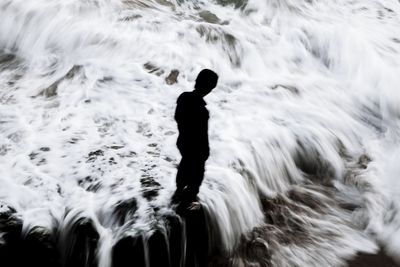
left=1, top=0, right=400, bottom=266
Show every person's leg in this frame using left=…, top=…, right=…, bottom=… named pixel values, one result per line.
left=184, top=160, right=206, bottom=203
left=172, top=157, right=188, bottom=203
left=175, top=157, right=187, bottom=192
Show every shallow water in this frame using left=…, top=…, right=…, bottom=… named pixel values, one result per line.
left=1, top=0, right=400, bottom=266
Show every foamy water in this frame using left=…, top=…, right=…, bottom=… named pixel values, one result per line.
left=1, top=0, right=400, bottom=266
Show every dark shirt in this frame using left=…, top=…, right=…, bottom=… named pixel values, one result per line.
left=175, top=91, right=209, bottom=160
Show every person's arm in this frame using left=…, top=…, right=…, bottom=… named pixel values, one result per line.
left=198, top=109, right=210, bottom=159
left=174, top=94, right=184, bottom=123
left=175, top=93, right=193, bottom=155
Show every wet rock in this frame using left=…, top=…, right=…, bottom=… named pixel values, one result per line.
left=59, top=217, right=99, bottom=267
left=77, top=176, right=102, bottom=192
left=140, top=175, right=161, bottom=201
left=98, top=76, right=113, bottom=83
left=358, top=154, right=371, bottom=169
left=0, top=204, right=215, bottom=267
left=294, top=139, right=335, bottom=186
left=339, top=202, right=360, bottom=211
left=196, top=27, right=240, bottom=66
left=155, top=0, right=175, bottom=8
left=38, top=65, right=83, bottom=98
left=259, top=196, right=314, bottom=246
left=0, top=53, right=19, bottom=71
left=88, top=149, right=104, bottom=157
left=109, top=157, right=117, bottom=165
left=165, top=214, right=184, bottom=267
left=140, top=175, right=161, bottom=188
left=164, top=130, right=175, bottom=136
left=109, top=145, right=124, bottom=150
left=144, top=62, right=165, bottom=76
left=0, top=206, right=22, bottom=267
left=163, top=156, right=175, bottom=163
left=22, top=227, right=61, bottom=267
left=344, top=172, right=373, bottom=191
left=271, top=84, right=299, bottom=94
left=118, top=150, right=137, bottom=158
left=136, top=122, right=153, bottom=137
left=0, top=53, right=15, bottom=64
left=176, top=204, right=210, bottom=267
left=199, top=10, right=221, bottom=24
left=142, top=188, right=160, bottom=201
left=113, top=235, right=146, bottom=267
left=165, top=69, right=179, bottom=85
left=0, top=207, right=60, bottom=267
left=236, top=228, right=272, bottom=267
left=64, top=65, right=83, bottom=79
left=0, top=144, right=11, bottom=156
left=211, top=195, right=321, bottom=267
left=86, top=149, right=104, bottom=162
left=113, top=198, right=138, bottom=226
left=29, top=151, right=39, bottom=160
left=287, top=187, right=330, bottom=213
left=146, top=150, right=159, bottom=156
left=347, top=249, right=400, bottom=267
left=28, top=149, right=48, bottom=166
left=37, top=158, right=47, bottom=165
left=41, top=82, right=58, bottom=98
left=148, top=229, right=170, bottom=267
left=67, top=137, right=80, bottom=144
left=215, top=0, right=248, bottom=8
left=123, top=0, right=153, bottom=9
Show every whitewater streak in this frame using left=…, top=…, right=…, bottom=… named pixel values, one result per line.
left=1, top=0, right=400, bottom=266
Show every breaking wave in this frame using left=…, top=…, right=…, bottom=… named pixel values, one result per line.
left=1, top=0, right=400, bottom=266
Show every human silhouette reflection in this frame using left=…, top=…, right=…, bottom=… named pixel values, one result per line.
left=172, top=69, right=218, bottom=208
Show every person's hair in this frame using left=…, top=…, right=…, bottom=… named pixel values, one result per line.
left=195, top=69, right=218, bottom=90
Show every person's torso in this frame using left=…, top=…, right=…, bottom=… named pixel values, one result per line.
left=175, top=92, right=209, bottom=157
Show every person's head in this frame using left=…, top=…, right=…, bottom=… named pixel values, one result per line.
left=194, top=69, right=218, bottom=97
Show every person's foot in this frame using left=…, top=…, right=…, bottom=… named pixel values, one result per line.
left=186, top=201, right=201, bottom=211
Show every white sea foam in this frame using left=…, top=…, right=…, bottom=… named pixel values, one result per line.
left=0, top=0, right=400, bottom=266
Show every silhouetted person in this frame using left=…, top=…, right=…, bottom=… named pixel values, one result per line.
left=172, top=69, right=218, bottom=208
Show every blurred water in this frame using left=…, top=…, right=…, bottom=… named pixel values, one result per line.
left=1, top=0, right=400, bottom=266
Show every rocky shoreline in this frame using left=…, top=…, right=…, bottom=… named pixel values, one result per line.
left=3, top=201, right=400, bottom=267
left=0, top=202, right=212, bottom=267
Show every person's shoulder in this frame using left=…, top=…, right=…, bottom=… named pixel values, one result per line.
left=177, top=91, right=194, bottom=103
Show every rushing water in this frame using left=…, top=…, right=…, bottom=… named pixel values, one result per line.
left=1, top=0, right=400, bottom=266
